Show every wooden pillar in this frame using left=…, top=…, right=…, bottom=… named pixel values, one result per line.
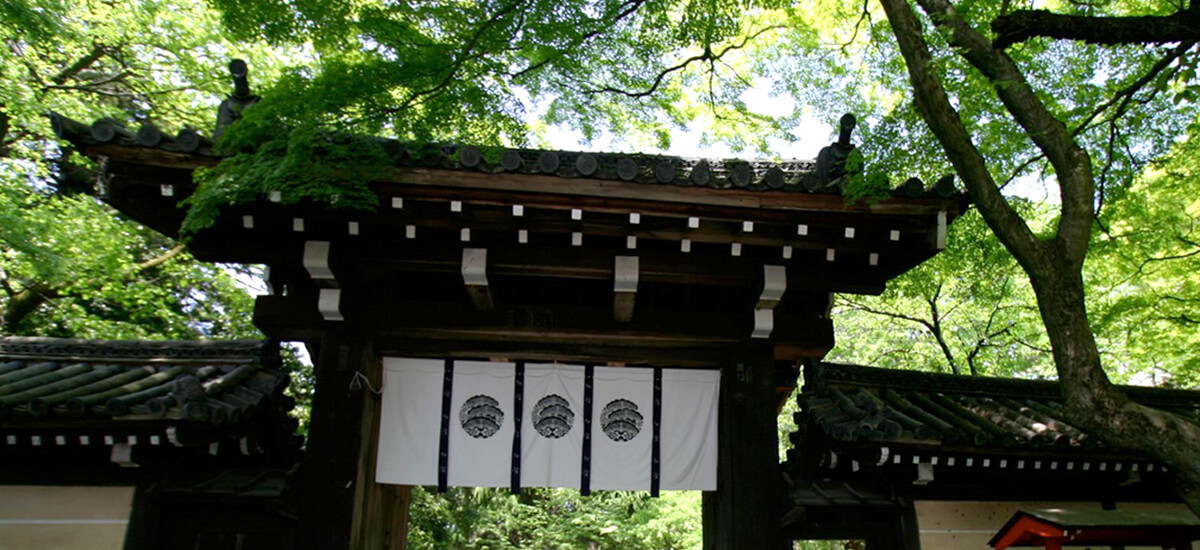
left=897, top=502, right=921, bottom=550
left=122, top=483, right=161, bottom=550
left=356, top=483, right=413, bottom=550
left=349, top=342, right=414, bottom=550
left=297, top=329, right=377, bottom=550
left=703, top=349, right=789, bottom=550
left=861, top=504, right=919, bottom=550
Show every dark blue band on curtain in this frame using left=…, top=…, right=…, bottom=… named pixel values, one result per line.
left=437, top=359, right=454, bottom=493
left=651, top=366, right=663, bottom=497
left=510, top=361, right=525, bottom=495
left=581, top=364, right=594, bottom=496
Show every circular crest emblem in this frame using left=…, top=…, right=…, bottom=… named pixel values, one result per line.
left=532, top=394, right=574, bottom=439
left=459, top=394, right=504, bottom=439
left=600, top=399, right=643, bottom=442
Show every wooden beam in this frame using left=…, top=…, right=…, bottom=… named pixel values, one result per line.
left=101, top=162, right=964, bottom=248
left=207, top=195, right=942, bottom=248
left=381, top=168, right=961, bottom=217
left=370, top=338, right=738, bottom=367
left=259, top=295, right=829, bottom=346
left=87, top=142, right=220, bottom=169
left=254, top=296, right=835, bottom=363
left=190, top=236, right=890, bottom=295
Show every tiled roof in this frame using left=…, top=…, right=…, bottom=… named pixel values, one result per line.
left=0, top=337, right=288, bottom=425
left=787, top=479, right=897, bottom=508
left=797, top=363, right=1200, bottom=452
left=157, top=467, right=293, bottom=498
left=49, top=112, right=960, bottom=198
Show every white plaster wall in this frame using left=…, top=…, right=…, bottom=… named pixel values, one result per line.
left=0, top=486, right=133, bottom=550
left=916, top=500, right=1198, bottom=550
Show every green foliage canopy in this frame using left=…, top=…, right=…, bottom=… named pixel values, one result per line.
left=0, top=0, right=302, bottom=337
left=407, top=487, right=701, bottom=550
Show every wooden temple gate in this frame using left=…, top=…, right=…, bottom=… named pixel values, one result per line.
left=52, top=70, right=966, bottom=548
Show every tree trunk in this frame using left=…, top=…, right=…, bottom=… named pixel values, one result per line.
left=1029, top=265, right=1200, bottom=514
left=880, top=0, right=1200, bottom=515
left=0, top=105, right=9, bottom=146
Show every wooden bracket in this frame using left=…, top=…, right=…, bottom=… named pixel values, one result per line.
left=936, top=210, right=948, bottom=250
left=462, top=248, right=494, bottom=312
left=110, top=442, right=137, bottom=468
left=303, top=241, right=337, bottom=286
left=757, top=265, right=786, bottom=310
left=751, top=308, right=773, bottom=339
left=914, top=461, right=934, bottom=485
left=318, top=288, right=344, bottom=321
left=613, top=256, right=639, bottom=322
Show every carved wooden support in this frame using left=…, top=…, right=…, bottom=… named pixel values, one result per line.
left=462, top=248, right=494, bottom=313
left=614, top=256, right=639, bottom=322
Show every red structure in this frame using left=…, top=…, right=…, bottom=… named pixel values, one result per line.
left=989, top=508, right=1200, bottom=549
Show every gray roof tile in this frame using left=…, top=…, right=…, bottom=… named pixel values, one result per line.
left=0, top=337, right=286, bottom=425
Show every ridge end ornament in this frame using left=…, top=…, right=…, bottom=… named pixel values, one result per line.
left=814, top=113, right=857, bottom=191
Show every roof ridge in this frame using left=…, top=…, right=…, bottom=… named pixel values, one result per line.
left=812, top=362, right=1200, bottom=406
left=0, top=337, right=266, bottom=364
left=50, top=112, right=965, bottom=198
left=813, top=362, right=1061, bottom=396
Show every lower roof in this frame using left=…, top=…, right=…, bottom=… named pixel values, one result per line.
left=786, top=363, right=1199, bottom=504
left=0, top=337, right=286, bottom=425
left=797, top=362, right=1200, bottom=455
left=0, top=337, right=300, bottom=468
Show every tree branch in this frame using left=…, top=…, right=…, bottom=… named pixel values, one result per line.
left=51, top=43, right=107, bottom=85
left=508, top=0, right=649, bottom=79
left=137, top=243, right=186, bottom=271
left=992, top=7, right=1200, bottom=49
left=877, top=0, right=1045, bottom=273
left=965, top=296, right=1015, bottom=376
left=842, top=298, right=933, bottom=328
left=842, top=295, right=962, bottom=375
left=386, top=1, right=524, bottom=117
left=836, top=0, right=873, bottom=52
left=917, top=0, right=1096, bottom=269
left=925, top=290, right=963, bottom=375
left=1073, top=41, right=1193, bottom=137
left=1, top=281, right=61, bottom=334
left=581, top=26, right=780, bottom=98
